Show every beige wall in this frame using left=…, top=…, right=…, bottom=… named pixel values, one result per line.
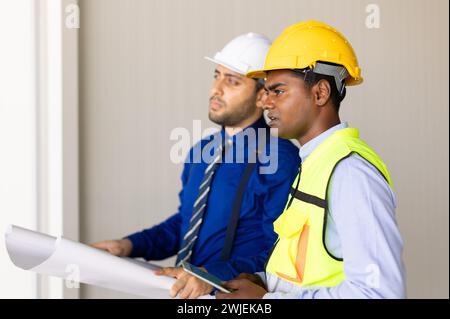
left=79, top=0, right=449, bottom=298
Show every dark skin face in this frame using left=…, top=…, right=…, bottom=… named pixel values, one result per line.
left=216, top=71, right=342, bottom=300
left=262, top=70, right=341, bottom=146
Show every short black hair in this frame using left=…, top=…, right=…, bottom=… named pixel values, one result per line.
left=254, top=78, right=265, bottom=92
left=291, top=68, right=346, bottom=112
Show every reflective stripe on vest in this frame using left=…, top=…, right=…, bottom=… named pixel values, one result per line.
left=266, top=128, right=393, bottom=287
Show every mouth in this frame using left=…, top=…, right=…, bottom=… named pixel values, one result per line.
left=267, top=113, right=279, bottom=127
left=209, top=97, right=224, bottom=111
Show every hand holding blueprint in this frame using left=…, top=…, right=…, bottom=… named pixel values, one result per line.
left=4, top=225, right=176, bottom=298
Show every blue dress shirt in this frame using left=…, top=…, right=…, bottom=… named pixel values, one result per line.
left=127, top=117, right=300, bottom=280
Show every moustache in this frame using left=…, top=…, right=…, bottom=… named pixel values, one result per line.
left=209, top=96, right=225, bottom=106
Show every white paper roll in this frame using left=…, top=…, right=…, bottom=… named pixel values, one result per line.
left=5, top=225, right=177, bottom=298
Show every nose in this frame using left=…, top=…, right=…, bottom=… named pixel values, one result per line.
left=210, top=79, right=224, bottom=97
left=262, top=93, right=275, bottom=111
left=256, top=91, right=268, bottom=110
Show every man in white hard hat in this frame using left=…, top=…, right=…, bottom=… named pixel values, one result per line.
left=92, top=33, right=300, bottom=299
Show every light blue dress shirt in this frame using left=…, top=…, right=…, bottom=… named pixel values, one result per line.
left=260, top=123, right=406, bottom=299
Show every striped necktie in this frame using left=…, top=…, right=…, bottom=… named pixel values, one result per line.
left=175, top=139, right=231, bottom=266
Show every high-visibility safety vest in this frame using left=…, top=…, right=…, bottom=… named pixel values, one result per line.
left=266, top=128, right=393, bottom=287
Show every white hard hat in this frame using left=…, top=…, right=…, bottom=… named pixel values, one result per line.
left=205, top=32, right=272, bottom=75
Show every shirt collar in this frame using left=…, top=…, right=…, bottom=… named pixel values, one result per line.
left=299, top=122, right=349, bottom=162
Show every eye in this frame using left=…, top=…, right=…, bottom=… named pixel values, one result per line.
left=227, top=78, right=240, bottom=86
left=274, top=89, right=284, bottom=96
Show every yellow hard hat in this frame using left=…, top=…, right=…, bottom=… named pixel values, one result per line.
left=247, top=20, right=363, bottom=86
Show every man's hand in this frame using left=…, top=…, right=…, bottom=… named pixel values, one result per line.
left=155, top=267, right=213, bottom=299
left=235, top=273, right=266, bottom=289
left=90, top=239, right=133, bottom=257
left=216, top=278, right=267, bottom=299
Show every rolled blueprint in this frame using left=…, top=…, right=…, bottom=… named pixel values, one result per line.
left=4, top=224, right=176, bottom=298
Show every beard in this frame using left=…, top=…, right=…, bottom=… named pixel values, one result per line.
left=208, top=95, right=257, bottom=127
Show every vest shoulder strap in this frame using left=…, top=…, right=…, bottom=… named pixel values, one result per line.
left=291, top=187, right=327, bottom=209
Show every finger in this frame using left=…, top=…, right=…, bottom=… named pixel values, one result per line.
left=165, top=267, right=185, bottom=278
left=188, top=289, right=202, bottom=299
left=179, top=284, right=194, bottom=299
left=90, top=242, right=108, bottom=249
left=171, top=267, right=186, bottom=278
left=180, top=277, right=198, bottom=299
left=156, top=267, right=175, bottom=276
left=170, top=278, right=188, bottom=298
left=215, top=291, right=229, bottom=299
left=109, top=246, right=122, bottom=256
left=237, top=273, right=252, bottom=280
left=93, top=241, right=123, bottom=255
left=191, top=286, right=212, bottom=299
left=186, top=278, right=210, bottom=299
left=187, top=286, right=200, bottom=299
left=223, top=279, right=243, bottom=289
left=200, top=283, right=213, bottom=296
left=217, top=289, right=242, bottom=299
left=154, top=268, right=167, bottom=275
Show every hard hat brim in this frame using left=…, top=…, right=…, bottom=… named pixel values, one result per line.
left=204, top=56, right=246, bottom=75
left=247, top=67, right=363, bottom=86
left=246, top=69, right=267, bottom=79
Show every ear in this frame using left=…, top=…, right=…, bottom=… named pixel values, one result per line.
left=312, top=79, right=331, bottom=107
left=255, top=87, right=267, bottom=109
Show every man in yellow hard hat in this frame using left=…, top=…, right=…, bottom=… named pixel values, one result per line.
left=91, top=33, right=301, bottom=299
left=216, top=20, right=406, bottom=299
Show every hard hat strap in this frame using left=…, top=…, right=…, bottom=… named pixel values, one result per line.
left=312, top=62, right=348, bottom=97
